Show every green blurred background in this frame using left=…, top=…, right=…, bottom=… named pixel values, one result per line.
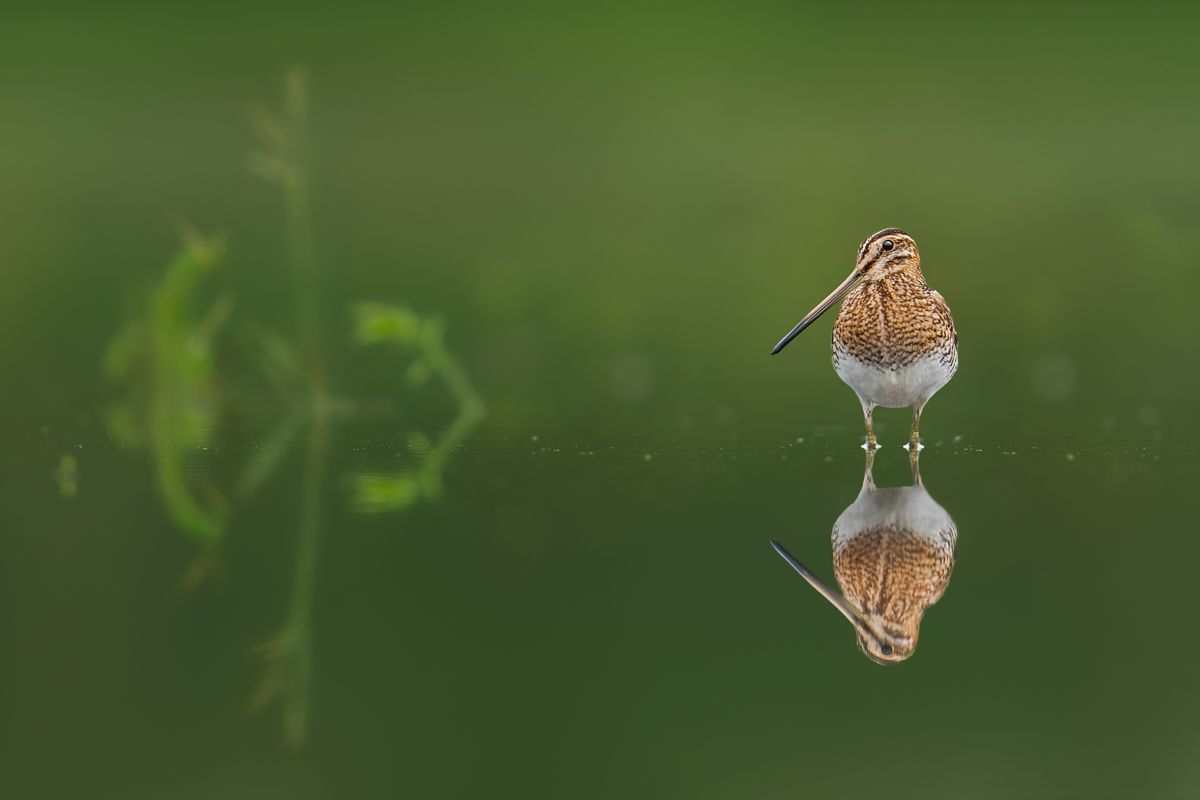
left=3, top=3, right=1200, bottom=797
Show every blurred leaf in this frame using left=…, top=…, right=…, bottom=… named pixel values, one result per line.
left=351, top=473, right=421, bottom=514
left=155, top=450, right=222, bottom=543
left=353, top=303, right=421, bottom=345
left=102, top=230, right=230, bottom=544
left=237, top=321, right=304, bottom=394
left=238, top=404, right=308, bottom=497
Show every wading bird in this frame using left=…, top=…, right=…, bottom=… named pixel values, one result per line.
left=771, top=450, right=957, bottom=664
left=771, top=229, right=957, bottom=450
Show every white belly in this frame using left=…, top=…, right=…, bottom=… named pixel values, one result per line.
left=833, top=484, right=957, bottom=552
left=833, top=350, right=956, bottom=409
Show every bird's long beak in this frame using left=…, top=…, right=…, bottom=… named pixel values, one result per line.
left=770, top=269, right=862, bottom=355
left=771, top=540, right=867, bottom=632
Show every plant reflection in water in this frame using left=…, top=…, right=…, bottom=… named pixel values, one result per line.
left=101, top=71, right=483, bottom=745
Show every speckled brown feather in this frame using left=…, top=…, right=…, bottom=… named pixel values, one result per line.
left=833, top=264, right=957, bottom=371
left=833, top=523, right=955, bottom=651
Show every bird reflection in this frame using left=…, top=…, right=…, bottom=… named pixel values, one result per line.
left=772, top=450, right=957, bottom=664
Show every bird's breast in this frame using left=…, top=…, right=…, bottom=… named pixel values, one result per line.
left=832, top=282, right=956, bottom=370
left=833, top=486, right=957, bottom=619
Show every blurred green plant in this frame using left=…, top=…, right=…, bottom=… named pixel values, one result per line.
left=101, top=69, right=484, bottom=747
left=102, top=230, right=231, bottom=542
left=240, top=70, right=328, bottom=746
left=351, top=304, right=485, bottom=512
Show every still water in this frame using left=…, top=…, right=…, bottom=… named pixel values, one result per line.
left=4, top=425, right=1196, bottom=796
left=5, top=5, right=1200, bottom=798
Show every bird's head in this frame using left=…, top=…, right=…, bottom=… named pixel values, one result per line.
left=855, top=228, right=920, bottom=282
left=853, top=612, right=916, bottom=665
left=771, top=540, right=919, bottom=666
left=770, top=227, right=921, bottom=355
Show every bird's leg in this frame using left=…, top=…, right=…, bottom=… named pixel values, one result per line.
left=908, top=443, right=922, bottom=485
left=907, top=403, right=924, bottom=451
left=862, top=446, right=878, bottom=489
left=862, top=401, right=878, bottom=451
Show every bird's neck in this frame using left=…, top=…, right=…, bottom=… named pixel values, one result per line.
left=868, top=260, right=926, bottom=291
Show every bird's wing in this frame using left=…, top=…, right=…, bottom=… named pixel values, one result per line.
left=929, top=289, right=957, bottom=346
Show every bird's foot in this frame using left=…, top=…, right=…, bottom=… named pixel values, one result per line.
left=903, top=439, right=924, bottom=452
left=862, top=437, right=881, bottom=452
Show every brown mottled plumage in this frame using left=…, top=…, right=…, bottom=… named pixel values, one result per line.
left=771, top=450, right=957, bottom=665
left=833, top=528, right=954, bottom=640
left=772, top=228, right=958, bottom=449
left=833, top=270, right=957, bottom=370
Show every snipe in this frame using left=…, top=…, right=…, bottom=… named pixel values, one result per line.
left=771, top=229, right=957, bottom=450
left=771, top=450, right=957, bottom=664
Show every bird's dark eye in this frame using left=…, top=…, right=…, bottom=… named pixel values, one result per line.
left=882, top=240, right=894, bottom=251
left=880, top=644, right=893, bottom=656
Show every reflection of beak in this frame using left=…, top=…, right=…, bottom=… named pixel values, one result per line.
left=770, top=539, right=868, bottom=633
left=770, top=269, right=862, bottom=355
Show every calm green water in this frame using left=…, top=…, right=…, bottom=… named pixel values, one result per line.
left=4, top=5, right=1200, bottom=798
